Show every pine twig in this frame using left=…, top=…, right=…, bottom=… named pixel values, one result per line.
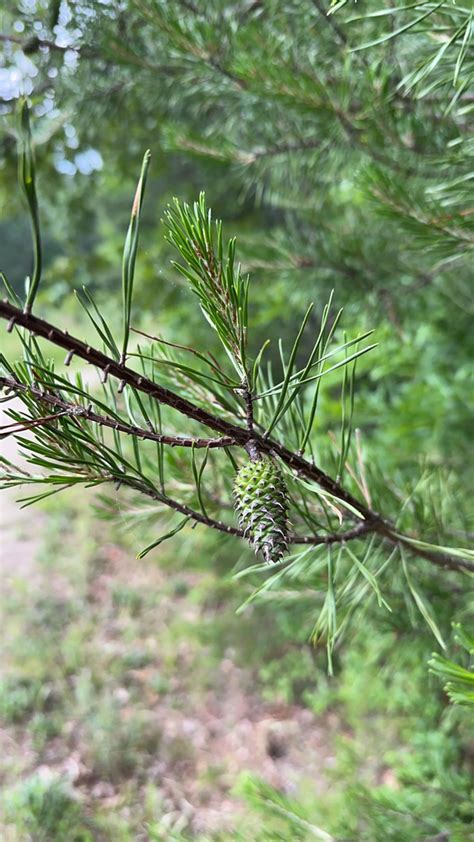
left=0, top=300, right=472, bottom=573
left=0, top=375, right=236, bottom=449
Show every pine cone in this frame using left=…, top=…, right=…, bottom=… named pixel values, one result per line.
left=233, top=457, right=289, bottom=563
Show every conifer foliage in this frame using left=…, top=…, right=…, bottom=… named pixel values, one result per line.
left=0, top=173, right=472, bottom=663
left=0, top=1, right=472, bottom=674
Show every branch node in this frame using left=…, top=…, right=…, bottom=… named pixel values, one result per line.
left=101, top=364, right=111, bottom=384
left=245, top=438, right=261, bottom=461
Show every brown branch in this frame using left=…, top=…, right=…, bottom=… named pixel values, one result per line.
left=311, top=0, right=350, bottom=48
left=0, top=299, right=247, bottom=437
left=246, top=124, right=411, bottom=175
left=243, top=383, right=254, bottom=434
left=125, top=479, right=243, bottom=537
left=104, top=477, right=375, bottom=549
left=0, top=380, right=374, bottom=547
left=1, top=375, right=373, bottom=546
left=0, top=375, right=236, bottom=449
left=0, top=300, right=380, bottom=521
left=1, top=300, right=472, bottom=573
left=147, top=484, right=468, bottom=575
left=207, top=57, right=248, bottom=91
left=292, top=521, right=371, bottom=545
left=0, top=32, right=78, bottom=53
left=0, top=409, right=71, bottom=438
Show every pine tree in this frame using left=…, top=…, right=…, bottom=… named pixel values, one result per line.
left=0, top=1, right=472, bottom=678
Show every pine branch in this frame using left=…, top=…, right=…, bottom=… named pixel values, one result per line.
left=0, top=375, right=236, bottom=450
left=0, top=377, right=374, bottom=550
left=293, top=521, right=371, bottom=546
left=122, top=476, right=242, bottom=537
left=311, top=0, right=349, bottom=47
left=126, top=479, right=372, bottom=547
left=1, top=298, right=378, bottom=526
left=0, top=300, right=243, bottom=440
left=1, top=299, right=472, bottom=574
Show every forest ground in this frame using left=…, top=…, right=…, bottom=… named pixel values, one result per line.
left=1, top=385, right=468, bottom=841
left=0, top=401, right=343, bottom=839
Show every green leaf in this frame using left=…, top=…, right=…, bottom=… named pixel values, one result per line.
left=1, top=272, right=22, bottom=307
left=311, top=546, right=338, bottom=675
left=285, top=343, right=377, bottom=393
left=121, top=149, right=151, bottom=363
left=136, top=516, right=190, bottom=558
left=298, top=478, right=366, bottom=521
left=76, top=288, right=120, bottom=360
left=344, top=543, right=391, bottom=612
left=350, top=1, right=445, bottom=52
left=192, top=444, right=210, bottom=518
left=164, top=194, right=249, bottom=377
left=396, top=534, right=474, bottom=563
left=429, top=637, right=474, bottom=708
left=257, top=328, right=374, bottom=398
left=401, top=548, right=445, bottom=648
left=264, top=304, right=313, bottom=436
left=18, top=99, right=42, bottom=314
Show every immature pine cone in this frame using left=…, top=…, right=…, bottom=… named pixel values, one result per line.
left=233, top=457, right=289, bottom=563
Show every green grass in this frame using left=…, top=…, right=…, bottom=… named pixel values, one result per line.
left=0, top=489, right=472, bottom=840
left=1, top=773, right=96, bottom=842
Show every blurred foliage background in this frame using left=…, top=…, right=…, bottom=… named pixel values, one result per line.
left=0, top=1, right=473, bottom=840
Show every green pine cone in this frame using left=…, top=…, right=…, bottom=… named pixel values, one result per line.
left=233, top=456, right=289, bottom=563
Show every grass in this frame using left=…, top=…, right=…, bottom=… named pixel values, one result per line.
left=1, top=773, right=96, bottom=842
left=0, top=488, right=473, bottom=840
